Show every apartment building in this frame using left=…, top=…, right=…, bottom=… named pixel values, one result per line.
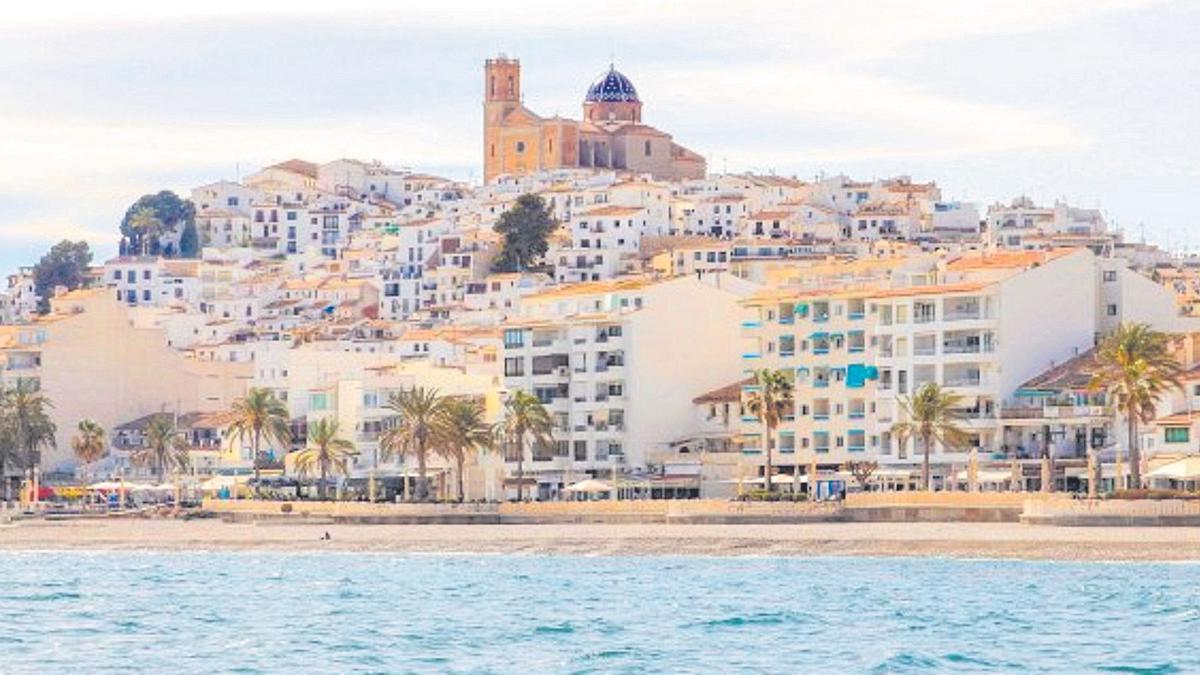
left=501, top=275, right=756, bottom=499
left=738, top=248, right=1099, bottom=486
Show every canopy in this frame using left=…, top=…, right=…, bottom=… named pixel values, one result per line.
left=199, top=475, right=249, bottom=491
left=87, top=481, right=126, bottom=491
left=1147, top=456, right=1200, bottom=480
left=562, top=479, right=612, bottom=494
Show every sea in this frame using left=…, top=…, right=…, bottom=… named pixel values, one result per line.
left=0, top=552, right=1194, bottom=673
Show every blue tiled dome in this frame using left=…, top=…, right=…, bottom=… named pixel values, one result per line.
left=585, top=66, right=639, bottom=103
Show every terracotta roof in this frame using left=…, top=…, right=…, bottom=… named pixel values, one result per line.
left=267, top=159, right=318, bottom=179
left=1016, top=348, right=1098, bottom=392
left=582, top=205, right=644, bottom=217
left=693, top=378, right=752, bottom=404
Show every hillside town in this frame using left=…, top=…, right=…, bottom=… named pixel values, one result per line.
left=4, top=56, right=1200, bottom=504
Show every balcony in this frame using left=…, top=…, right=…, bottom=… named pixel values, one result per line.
left=943, top=377, right=983, bottom=388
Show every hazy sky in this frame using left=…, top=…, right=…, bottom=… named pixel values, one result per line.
left=2, top=0, right=1198, bottom=274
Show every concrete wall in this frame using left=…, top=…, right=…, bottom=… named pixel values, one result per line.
left=625, top=276, right=750, bottom=469
left=41, top=291, right=251, bottom=470
left=997, top=249, right=1097, bottom=397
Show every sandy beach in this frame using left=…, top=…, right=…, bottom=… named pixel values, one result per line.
left=0, top=518, right=1198, bottom=561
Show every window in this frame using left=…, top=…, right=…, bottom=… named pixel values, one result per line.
left=1165, top=427, right=1190, bottom=444
left=1107, top=304, right=1118, bottom=316
left=503, top=329, right=525, bottom=348
left=1103, top=270, right=1117, bottom=282
left=516, top=141, right=525, bottom=153
left=644, top=140, right=652, bottom=156
left=309, top=393, right=328, bottom=411
left=504, top=357, right=525, bottom=377
left=143, top=269, right=151, bottom=280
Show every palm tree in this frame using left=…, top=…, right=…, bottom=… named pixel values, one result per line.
left=892, top=382, right=968, bottom=491
left=294, top=418, right=356, bottom=500
left=134, top=415, right=190, bottom=482
left=227, top=388, right=291, bottom=487
left=129, top=206, right=162, bottom=255
left=380, top=387, right=448, bottom=502
left=1, top=381, right=56, bottom=499
left=71, top=419, right=107, bottom=475
left=743, top=369, right=794, bottom=493
left=1089, top=322, right=1182, bottom=488
left=499, top=391, right=553, bottom=502
left=434, top=397, right=496, bottom=502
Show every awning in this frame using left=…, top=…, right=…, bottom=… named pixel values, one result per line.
left=562, top=479, right=612, bottom=494
left=1147, top=456, right=1200, bottom=480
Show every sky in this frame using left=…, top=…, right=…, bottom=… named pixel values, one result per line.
left=1, top=0, right=1199, bottom=274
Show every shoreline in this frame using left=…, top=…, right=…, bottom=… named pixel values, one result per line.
left=4, top=519, right=1200, bottom=561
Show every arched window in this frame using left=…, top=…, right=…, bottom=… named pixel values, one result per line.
left=644, top=140, right=652, bottom=156
left=489, top=76, right=495, bottom=98
left=507, top=76, right=514, bottom=97
left=490, top=144, right=495, bottom=158
left=548, top=138, right=553, bottom=153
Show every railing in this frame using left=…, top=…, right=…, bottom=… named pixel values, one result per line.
left=944, top=377, right=983, bottom=388
left=943, top=344, right=988, bottom=354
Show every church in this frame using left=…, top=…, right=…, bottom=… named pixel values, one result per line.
left=483, top=55, right=706, bottom=183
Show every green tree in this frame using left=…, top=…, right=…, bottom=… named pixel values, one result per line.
left=178, top=221, right=201, bottom=259
left=32, top=240, right=93, bottom=314
left=1089, top=322, right=1182, bottom=488
left=0, top=381, right=55, bottom=500
left=380, top=387, right=448, bottom=502
left=892, top=383, right=969, bottom=491
left=227, top=388, right=292, bottom=488
left=120, top=191, right=196, bottom=257
left=134, top=415, right=190, bottom=482
left=434, top=397, right=496, bottom=502
left=71, top=419, right=107, bottom=466
left=295, top=418, right=356, bottom=500
left=491, top=193, right=557, bottom=272
left=744, top=369, right=794, bottom=493
left=499, top=391, right=553, bottom=501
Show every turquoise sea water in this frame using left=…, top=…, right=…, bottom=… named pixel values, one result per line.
left=0, top=552, right=1195, bottom=673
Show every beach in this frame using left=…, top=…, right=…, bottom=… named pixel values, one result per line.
left=3, top=518, right=1200, bottom=561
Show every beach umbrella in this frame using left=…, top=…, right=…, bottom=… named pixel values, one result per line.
left=562, top=479, right=612, bottom=494
left=1040, top=455, right=1052, bottom=493
left=967, top=448, right=979, bottom=493
left=1146, top=456, right=1200, bottom=481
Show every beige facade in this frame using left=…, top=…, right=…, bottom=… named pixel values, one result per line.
left=483, top=56, right=705, bottom=183
left=7, top=289, right=251, bottom=470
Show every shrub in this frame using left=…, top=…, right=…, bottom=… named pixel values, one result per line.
left=1111, top=489, right=1200, bottom=501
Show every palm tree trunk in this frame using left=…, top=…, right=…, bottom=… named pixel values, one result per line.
left=516, top=435, right=526, bottom=502
left=252, top=430, right=262, bottom=490
left=416, top=442, right=429, bottom=502
left=1, top=456, right=7, bottom=503
left=763, top=420, right=773, bottom=492
left=320, top=461, right=328, bottom=500
left=1128, top=415, right=1140, bottom=489
left=922, top=433, right=932, bottom=491
left=457, top=455, right=465, bottom=503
